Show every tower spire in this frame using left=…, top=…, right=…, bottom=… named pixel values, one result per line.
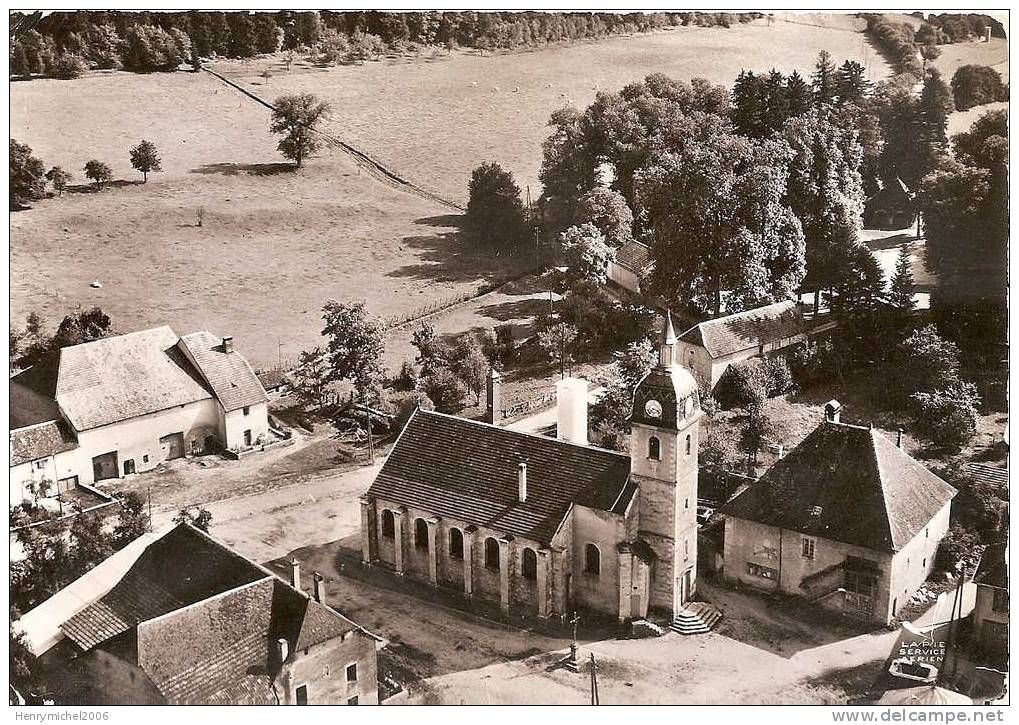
left=659, top=311, right=677, bottom=368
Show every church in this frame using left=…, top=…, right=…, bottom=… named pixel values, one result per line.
left=359, top=316, right=705, bottom=626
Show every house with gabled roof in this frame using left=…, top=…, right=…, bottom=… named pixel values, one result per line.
left=360, top=315, right=719, bottom=632
left=16, top=523, right=382, bottom=705
left=971, top=541, right=1008, bottom=659
left=607, top=239, right=653, bottom=293
left=718, top=402, right=956, bottom=625
left=675, top=299, right=836, bottom=390
left=9, top=326, right=269, bottom=505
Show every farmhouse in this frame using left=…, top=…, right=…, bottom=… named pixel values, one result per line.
left=971, top=541, right=1008, bottom=660
left=9, top=326, right=269, bottom=505
left=675, top=300, right=835, bottom=390
left=607, top=239, right=653, bottom=293
left=718, top=402, right=956, bottom=626
left=360, top=315, right=715, bottom=630
left=16, top=523, right=381, bottom=705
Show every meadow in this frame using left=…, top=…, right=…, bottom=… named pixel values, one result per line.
left=213, top=17, right=891, bottom=204
left=11, top=17, right=901, bottom=369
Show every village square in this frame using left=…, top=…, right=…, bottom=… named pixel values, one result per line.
left=8, top=10, right=1009, bottom=708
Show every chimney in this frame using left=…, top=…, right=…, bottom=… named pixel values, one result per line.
left=985, top=25, right=992, bottom=42
left=486, top=368, right=501, bottom=425
left=823, top=399, right=842, bottom=424
left=312, top=572, right=325, bottom=603
left=555, top=377, right=588, bottom=446
left=897, top=429, right=903, bottom=448
left=290, top=557, right=301, bottom=592
left=276, top=638, right=289, bottom=665
left=518, top=461, right=527, bottom=502
left=222, top=335, right=234, bottom=353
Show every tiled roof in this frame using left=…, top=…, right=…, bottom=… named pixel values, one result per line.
left=678, top=300, right=806, bottom=359
left=256, top=368, right=289, bottom=391
left=974, top=542, right=1007, bottom=590
left=179, top=332, right=267, bottom=412
left=157, top=632, right=276, bottom=705
left=52, top=327, right=212, bottom=431
left=614, top=240, right=652, bottom=273
left=10, top=421, right=78, bottom=466
left=40, top=523, right=369, bottom=705
left=367, top=410, right=631, bottom=543
left=60, top=571, right=187, bottom=651
left=965, top=463, right=1008, bottom=489
left=9, top=359, right=63, bottom=428
left=719, top=422, right=956, bottom=552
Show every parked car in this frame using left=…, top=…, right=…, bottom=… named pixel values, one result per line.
left=889, top=657, right=938, bottom=684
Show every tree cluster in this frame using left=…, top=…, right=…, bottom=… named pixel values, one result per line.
left=11, top=308, right=115, bottom=371
left=10, top=493, right=151, bottom=615
left=10, top=11, right=759, bottom=79
left=950, top=65, right=1008, bottom=112
left=409, top=323, right=496, bottom=413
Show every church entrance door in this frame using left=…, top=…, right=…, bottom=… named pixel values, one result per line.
left=680, top=569, right=692, bottom=606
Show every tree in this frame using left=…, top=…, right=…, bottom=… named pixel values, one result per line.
left=83, top=159, right=113, bottom=190
left=173, top=505, right=213, bottom=532
left=68, top=510, right=113, bottom=573
left=51, top=52, right=87, bottom=79
left=895, top=324, right=962, bottom=399
left=451, top=334, right=488, bottom=405
left=45, top=166, right=72, bottom=196
left=121, top=24, right=190, bottom=72
left=129, top=139, right=162, bottom=182
left=10, top=140, right=47, bottom=207
left=320, top=300, right=385, bottom=401
left=537, top=321, right=578, bottom=377
left=421, top=367, right=466, bottom=413
left=411, top=322, right=452, bottom=376
left=811, top=50, right=837, bottom=108
left=637, top=131, right=805, bottom=315
left=464, top=162, right=528, bottom=251
left=269, top=93, right=331, bottom=168
left=576, top=187, right=633, bottom=248
left=289, top=347, right=330, bottom=407
left=53, top=306, right=113, bottom=348
left=558, top=223, right=612, bottom=284
left=589, top=337, right=655, bottom=444
left=785, top=70, right=812, bottom=117
left=888, top=244, right=916, bottom=313
left=112, top=492, right=149, bottom=548
left=835, top=60, right=870, bottom=107
left=951, top=65, right=1008, bottom=111
left=911, top=381, right=980, bottom=450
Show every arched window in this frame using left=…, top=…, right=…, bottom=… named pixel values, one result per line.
left=381, top=509, right=395, bottom=539
left=648, top=436, right=661, bottom=460
left=448, top=528, right=464, bottom=559
left=584, top=544, right=601, bottom=575
left=484, top=537, right=500, bottom=570
left=414, top=518, right=429, bottom=550
left=521, top=548, right=537, bottom=580
left=685, top=434, right=691, bottom=455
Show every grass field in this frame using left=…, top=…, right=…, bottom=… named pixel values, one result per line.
left=10, top=71, right=518, bottom=368
left=11, top=18, right=894, bottom=369
left=212, top=17, right=890, bottom=204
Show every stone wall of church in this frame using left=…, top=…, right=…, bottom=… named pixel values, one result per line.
left=571, top=505, right=625, bottom=617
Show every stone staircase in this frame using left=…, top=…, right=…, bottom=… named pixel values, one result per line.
left=670, top=601, right=723, bottom=635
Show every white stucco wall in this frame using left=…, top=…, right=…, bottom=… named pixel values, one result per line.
left=221, top=402, right=270, bottom=450
left=607, top=262, right=640, bottom=293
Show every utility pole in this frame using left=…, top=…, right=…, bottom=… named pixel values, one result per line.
left=589, top=653, right=600, bottom=705
left=147, top=486, right=152, bottom=530
left=277, top=338, right=282, bottom=368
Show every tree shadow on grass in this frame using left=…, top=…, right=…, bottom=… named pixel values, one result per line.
left=475, top=297, right=548, bottom=323
left=863, top=233, right=914, bottom=252
left=190, top=161, right=296, bottom=176
left=63, top=179, right=145, bottom=194
left=387, top=230, right=527, bottom=285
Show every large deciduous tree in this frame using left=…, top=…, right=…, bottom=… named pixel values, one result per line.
left=320, top=300, right=386, bottom=402
left=83, top=159, right=112, bottom=190
left=636, top=131, right=805, bottom=315
left=464, top=162, right=527, bottom=251
left=270, top=93, right=331, bottom=168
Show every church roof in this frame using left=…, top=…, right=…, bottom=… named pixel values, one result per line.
left=367, top=410, right=632, bottom=544
left=719, top=422, right=956, bottom=552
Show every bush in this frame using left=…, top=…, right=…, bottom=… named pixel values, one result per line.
left=951, top=65, right=1008, bottom=111
left=715, top=359, right=767, bottom=410
left=910, top=380, right=980, bottom=450
left=394, top=360, right=418, bottom=391
left=421, top=367, right=466, bottom=414
left=762, top=356, right=794, bottom=396
left=51, top=53, right=87, bottom=79
left=934, top=525, right=981, bottom=573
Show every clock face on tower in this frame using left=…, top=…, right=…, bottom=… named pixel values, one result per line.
left=645, top=399, right=663, bottom=419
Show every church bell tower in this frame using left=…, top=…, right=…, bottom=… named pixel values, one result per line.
left=629, top=312, right=702, bottom=617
